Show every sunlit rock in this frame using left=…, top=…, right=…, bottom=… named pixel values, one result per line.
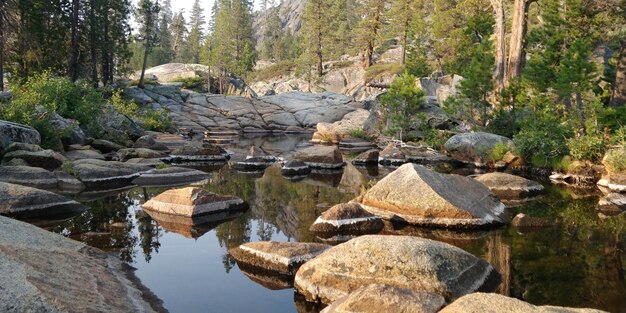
left=230, top=241, right=330, bottom=276
left=321, top=284, right=445, bottom=313
left=309, top=203, right=383, bottom=236
left=142, top=187, right=248, bottom=217
left=439, top=292, right=608, bottom=313
left=475, top=172, right=545, bottom=200
left=132, top=167, right=210, bottom=187
left=294, top=146, right=344, bottom=169
left=0, top=182, right=86, bottom=219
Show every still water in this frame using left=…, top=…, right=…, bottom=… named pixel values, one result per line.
left=44, top=135, right=625, bottom=313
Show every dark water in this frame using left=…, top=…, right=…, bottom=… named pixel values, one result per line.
left=41, top=135, right=625, bottom=313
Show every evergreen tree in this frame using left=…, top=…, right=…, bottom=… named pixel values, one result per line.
left=302, top=0, right=331, bottom=76
left=187, top=0, right=205, bottom=64
left=354, top=0, right=385, bottom=68
left=135, top=0, right=160, bottom=88
left=170, top=9, right=187, bottom=62
left=156, top=0, right=174, bottom=64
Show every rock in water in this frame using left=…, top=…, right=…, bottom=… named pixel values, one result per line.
left=229, top=241, right=330, bottom=275
left=474, top=172, right=545, bottom=200
left=281, top=160, right=312, bottom=176
left=294, top=235, right=500, bottom=304
left=117, top=148, right=167, bottom=162
left=321, top=284, right=445, bottom=313
left=309, top=203, right=384, bottom=236
left=0, top=166, right=59, bottom=190
left=379, top=143, right=406, bottom=166
left=142, top=187, right=248, bottom=217
left=439, top=292, right=608, bottom=313
left=232, top=157, right=273, bottom=171
left=247, top=146, right=276, bottom=162
left=72, top=159, right=151, bottom=190
left=444, top=132, right=513, bottom=167
left=0, top=215, right=162, bottom=312
left=352, top=149, right=379, bottom=165
left=132, top=167, right=210, bottom=187
left=511, top=213, right=556, bottom=229
left=170, top=142, right=229, bottom=162
left=294, top=146, right=344, bottom=169
left=0, top=120, right=41, bottom=152
left=0, top=182, right=86, bottom=218
left=357, top=164, right=509, bottom=229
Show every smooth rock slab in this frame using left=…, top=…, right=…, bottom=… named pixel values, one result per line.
left=117, top=148, right=167, bottom=162
left=352, top=149, right=379, bottom=165
left=0, top=166, right=58, bottom=190
left=281, top=160, right=312, bottom=176
left=64, top=149, right=106, bottom=161
left=475, top=172, right=545, bottom=200
left=132, top=167, right=210, bottom=187
left=357, top=164, right=509, bottom=229
left=91, top=139, right=124, bottom=153
left=229, top=241, right=330, bottom=275
left=2, top=149, right=67, bottom=170
left=379, top=143, right=406, bottom=166
left=0, top=120, right=41, bottom=152
left=0, top=215, right=162, bottom=313
left=321, top=284, right=445, bottom=313
left=72, top=159, right=151, bottom=190
left=170, top=142, right=229, bottom=162
left=142, top=187, right=248, bottom=217
left=309, top=203, right=384, bottom=236
left=231, top=157, right=273, bottom=171
left=0, top=182, right=86, bottom=218
left=294, top=145, right=344, bottom=169
left=294, top=235, right=500, bottom=304
left=439, top=292, right=607, bottom=313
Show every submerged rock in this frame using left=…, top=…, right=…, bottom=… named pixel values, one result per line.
left=357, top=164, right=509, bottom=229
left=0, top=215, right=163, bottom=313
left=352, top=149, right=379, bottom=165
left=439, top=292, right=607, bottom=313
left=294, top=145, right=344, bottom=169
left=72, top=159, right=150, bottom=190
left=142, top=187, right=248, bottom=217
left=321, top=284, right=445, bottom=313
left=0, top=182, right=86, bottom=218
left=0, top=166, right=58, bottom=190
left=2, top=149, right=67, bottom=170
left=444, top=132, right=513, bottom=167
left=230, top=241, right=330, bottom=276
left=475, top=172, right=545, bottom=200
left=511, top=213, right=556, bottom=229
left=132, top=167, right=210, bottom=187
left=309, top=203, right=384, bottom=236
left=294, top=235, right=500, bottom=304
left=281, top=160, right=312, bottom=176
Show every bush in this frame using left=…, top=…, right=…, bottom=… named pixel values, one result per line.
left=488, top=142, right=510, bottom=162
left=247, top=60, right=296, bottom=82
left=566, top=133, right=607, bottom=162
left=61, top=161, right=79, bottom=177
left=364, top=63, right=404, bottom=82
left=514, top=112, right=570, bottom=168
left=140, top=108, right=173, bottom=132
left=347, top=128, right=373, bottom=141
left=604, top=148, right=626, bottom=173
left=380, top=72, right=425, bottom=138
left=172, top=76, right=207, bottom=92
left=486, top=109, right=519, bottom=138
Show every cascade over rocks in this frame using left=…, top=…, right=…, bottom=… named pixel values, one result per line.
left=356, top=164, right=509, bottom=228
left=294, top=235, right=500, bottom=304
left=0, top=182, right=87, bottom=218
left=444, top=132, right=513, bottom=167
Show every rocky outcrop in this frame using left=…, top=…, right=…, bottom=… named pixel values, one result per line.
left=134, top=135, right=169, bottom=151
left=2, top=149, right=67, bottom=170
left=72, top=159, right=150, bottom=190
left=356, top=164, right=509, bottom=228
left=229, top=241, right=330, bottom=276
left=64, top=148, right=106, bottom=161
left=294, top=235, right=499, bottom=304
left=597, top=193, right=626, bottom=216
left=0, top=166, right=58, bottom=190
left=231, top=157, right=273, bottom=171
left=91, top=139, right=124, bottom=153
left=0, top=215, right=163, bottom=313
left=132, top=167, right=210, bottom=187
left=117, top=148, right=167, bottom=162
left=0, top=120, right=41, bottom=153
left=475, top=172, right=545, bottom=200
left=49, top=112, right=88, bottom=146
left=321, top=284, right=445, bottom=313
left=439, top=292, right=607, bottom=313
left=444, top=132, right=513, bottom=167
left=309, top=203, right=384, bottom=236
left=599, top=147, right=626, bottom=192
left=0, top=182, right=86, bottom=218
left=170, top=142, right=229, bottom=162
left=294, top=145, right=344, bottom=169
left=312, top=109, right=369, bottom=143
left=142, top=187, right=248, bottom=217
left=379, top=143, right=406, bottom=166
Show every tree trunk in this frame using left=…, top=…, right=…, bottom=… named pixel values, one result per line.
left=89, top=2, right=98, bottom=86
left=138, top=41, right=150, bottom=89
left=491, top=0, right=505, bottom=91
left=610, top=39, right=626, bottom=107
left=315, top=3, right=323, bottom=77
left=68, top=0, right=80, bottom=82
left=400, top=26, right=407, bottom=65
left=102, top=10, right=111, bottom=85
left=0, top=4, right=4, bottom=92
left=506, top=0, right=534, bottom=85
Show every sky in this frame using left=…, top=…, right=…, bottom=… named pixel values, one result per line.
left=131, top=0, right=263, bottom=24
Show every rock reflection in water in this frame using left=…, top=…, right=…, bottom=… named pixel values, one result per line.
left=143, top=208, right=243, bottom=239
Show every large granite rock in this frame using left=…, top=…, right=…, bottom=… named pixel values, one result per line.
left=133, top=135, right=169, bottom=151
left=352, top=149, right=379, bottom=165
left=72, top=159, right=151, bottom=190
left=0, top=182, right=86, bottom=218
left=142, top=187, right=248, bottom=217
left=170, top=142, right=229, bottom=162
left=91, top=139, right=124, bottom=153
left=379, top=143, right=406, bottom=166
left=294, top=146, right=344, bottom=169
left=132, top=167, right=210, bottom=187
left=444, top=132, right=513, bottom=167
left=0, top=120, right=41, bottom=153
left=294, top=235, right=499, bottom=304
left=439, top=293, right=607, bottom=313
left=117, top=148, right=167, bottom=162
left=475, top=172, right=545, bottom=200
left=321, top=284, right=445, bottom=313
left=312, top=109, right=369, bottom=143
left=356, top=164, right=509, bottom=228
left=0, top=166, right=59, bottom=190
left=309, top=203, right=384, bottom=236
left=229, top=241, right=330, bottom=275
left=64, top=149, right=106, bottom=161
left=0, top=215, right=163, bottom=313
left=2, top=149, right=67, bottom=170
left=49, top=112, right=88, bottom=146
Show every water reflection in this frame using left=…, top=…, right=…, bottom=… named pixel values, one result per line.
left=43, top=138, right=625, bottom=313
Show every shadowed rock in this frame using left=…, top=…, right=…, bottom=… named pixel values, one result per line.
left=511, top=213, right=556, bottom=229
left=439, top=292, right=607, bottom=313
left=64, top=149, right=106, bottom=161
left=91, top=139, right=124, bottom=153
left=294, top=235, right=500, bottom=304
left=294, top=146, right=344, bottom=169
left=117, top=148, right=167, bottom=162
left=378, top=143, right=406, bottom=166
left=352, top=149, right=379, bottom=165
left=444, top=132, right=513, bottom=167
left=2, top=149, right=67, bottom=170
left=0, top=182, right=86, bottom=219
left=0, top=166, right=58, bottom=190
left=230, top=241, right=330, bottom=275
left=132, top=167, right=210, bottom=187
left=232, top=157, right=273, bottom=171
left=142, top=187, right=248, bottom=217
left=281, top=160, right=312, bottom=176
left=170, top=142, right=229, bottom=162
left=475, top=172, right=545, bottom=200
left=72, top=159, right=151, bottom=190
left=357, top=164, right=509, bottom=229
left=309, top=203, right=384, bottom=237
left=321, top=284, right=445, bottom=313
left=0, top=120, right=41, bottom=152
left=247, top=146, right=277, bottom=161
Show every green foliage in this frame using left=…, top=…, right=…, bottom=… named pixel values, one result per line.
left=567, top=133, right=607, bottom=162
left=155, top=163, right=170, bottom=170
left=364, top=63, right=404, bottom=82
left=603, top=148, right=626, bottom=173
left=140, top=108, right=173, bottom=132
left=171, top=76, right=207, bottom=92
left=380, top=72, right=425, bottom=138
left=488, top=142, right=510, bottom=162
left=61, top=161, right=79, bottom=178
left=486, top=109, right=519, bottom=138
left=247, top=60, right=296, bottom=82
left=514, top=111, right=571, bottom=168
left=347, top=128, right=373, bottom=141
left=551, top=155, right=574, bottom=172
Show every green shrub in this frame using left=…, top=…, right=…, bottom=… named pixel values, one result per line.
left=364, top=63, right=404, bottom=82
left=347, top=128, right=373, bottom=141
left=514, top=112, right=570, bottom=168
left=171, top=76, right=207, bottom=92
left=155, top=163, right=170, bottom=170
left=604, top=148, right=626, bottom=173
left=330, top=60, right=354, bottom=69
left=566, top=133, right=607, bottom=162
left=61, top=161, right=79, bottom=177
left=486, top=109, right=519, bottom=138
left=140, top=108, right=173, bottom=132
left=380, top=72, right=425, bottom=138
left=247, top=60, right=296, bottom=82
left=551, top=155, right=573, bottom=172
left=488, top=142, right=510, bottom=162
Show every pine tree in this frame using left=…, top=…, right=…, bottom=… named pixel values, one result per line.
left=136, top=0, right=160, bottom=88
left=171, top=9, right=187, bottom=62
left=187, top=0, right=205, bottom=64
left=157, top=0, right=174, bottom=64
left=302, top=0, right=331, bottom=77
left=354, top=0, right=385, bottom=68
